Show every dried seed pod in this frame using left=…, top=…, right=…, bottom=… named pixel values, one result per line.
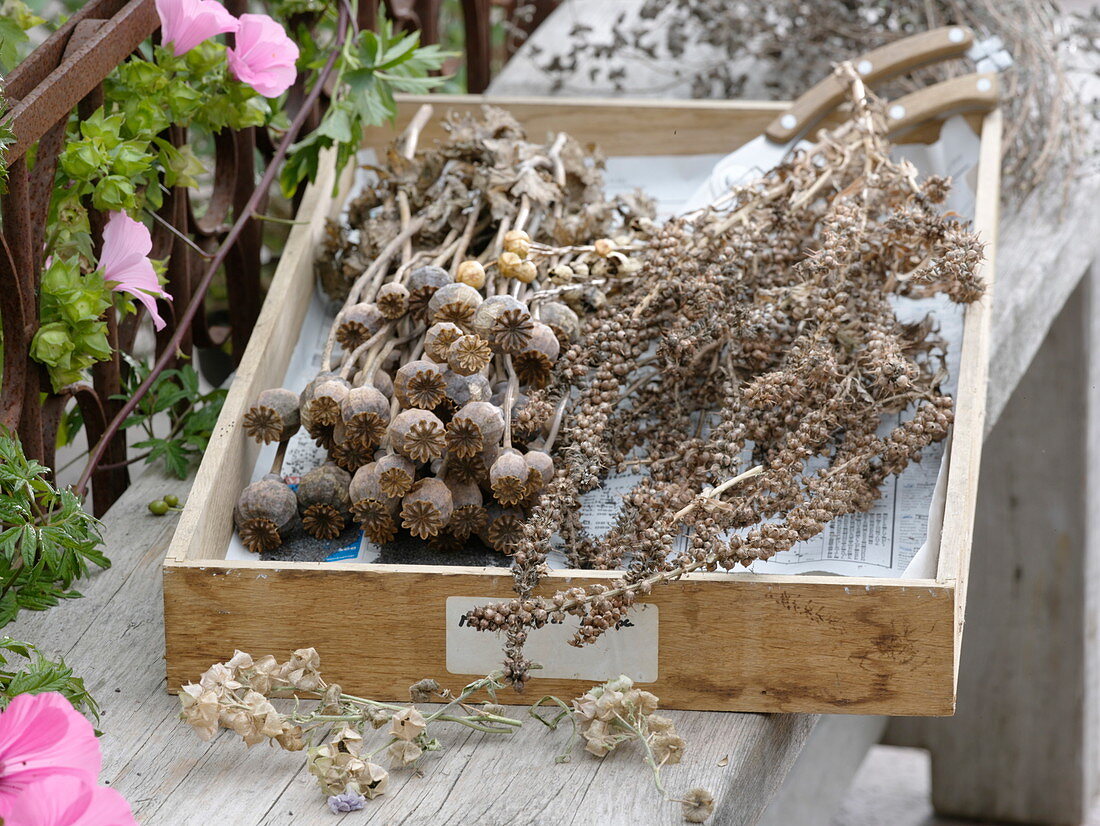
left=503, top=229, right=531, bottom=259
left=296, top=463, right=352, bottom=540
left=447, top=334, right=493, bottom=376
left=424, top=322, right=465, bottom=363
left=441, top=371, right=492, bottom=412
left=489, top=307, right=534, bottom=354
left=389, top=409, right=446, bottom=463
left=513, top=322, right=560, bottom=388
left=371, top=368, right=394, bottom=399
left=376, top=453, right=417, bottom=499
left=446, top=480, right=487, bottom=540
left=512, top=260, right=538, bottom=284
left=447, top=453, right=487, bottom=485
left=481, top=506, right=524, bottom=553
left=407, top=265, right=452, bottom=319
left=497, top=251, right=522, bottom=279
left=394, top=359, right=448, bottom=410
left=400, top=478, right=454, bottom=540
left=447, top=402, right=505, bottom=458
left=455, top=259, right=486, bottom=289
left=330, top=434, right=373, bottom=473
left=376, top=282, right=410, bottom=320
left=472, top=294, right=525, bottom=338
left=428, top=282, right=483, bottom=329
left=350, top=463, right=400, bottom=544
left=538, top=300, right=580, bottom=345
left=341, top=385, right=390, bottom=449
left=234, top=474, right=298, bottom=553
left=490, top=449, right=529, bottom=506
left=307, top=378, right=350, bottom=427
left=336, top=303, right=385, bottom=352
left=523, top=450, right=555, bottom=492
left=244, top=388, right=300, bottom=444
left=549, top=264, right=574, bottom=285
left=594, top=238, right=615, bottom=257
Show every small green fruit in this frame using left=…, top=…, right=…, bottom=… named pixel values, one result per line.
left=163, top=494, right=179, bottom=508
left=148, top=499, right=169, bottom=515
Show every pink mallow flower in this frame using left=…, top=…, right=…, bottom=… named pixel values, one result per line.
left=101, top=211, right=171, bottom=331
left=0, top=693, right=101, bottom=813
left=155, top=0, right=239, bottom=57
left=227, top=13, right=299, bottom=98
left=4, top=775, right=137, bottom=826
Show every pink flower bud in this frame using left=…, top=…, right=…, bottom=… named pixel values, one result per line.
left=227, top=14, right=299, bottom=98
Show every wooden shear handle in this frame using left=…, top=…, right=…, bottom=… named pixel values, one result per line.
left=884, top=72, right=999, bottom=138
left=764, top=26, right=975, bottom=143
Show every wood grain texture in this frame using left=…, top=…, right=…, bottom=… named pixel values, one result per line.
left=164, top=559, right=956, bottom=715
left=888, top=270, right=1097, bottom=822
left=763, top=26, right=975, bottom=142
left=8, top=465, right=825, bottom=825
left=884, top=73, right=998, bottom=141
left=376, top=94, right=787, bottom=156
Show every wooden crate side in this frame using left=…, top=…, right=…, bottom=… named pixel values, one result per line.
left=164, top=560, right=956, bottom=715
left=375, top=94, right=788, bottom=156
left=166, top=149, right=347, bottom=564
left=935, top=109, right=1002, bottom=681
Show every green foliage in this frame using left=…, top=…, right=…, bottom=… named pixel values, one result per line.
left=280, top=16, right=454, bottom=198
left=30, top=257, right=113, bottom=392
left=117, top=360, right=227, bottom=479
left=0, top=637, right=99, bottom=721
left=0, top=428, right=108, bottom=627
left=0, top=0, right=45, bottom=72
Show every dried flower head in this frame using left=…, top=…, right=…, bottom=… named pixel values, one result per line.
left=297, top=463, right=352, bottom=539
left=308, top=378, right=351, bottom=427
left=336, top=302, right=385, bottom=351
left=407, top=265, right=452, bottom=319
left=513, top=322, right=560, bottom=388
left=394, top=359, right=448, bottom=410
left=244, top=388, right=300, bottom=444
left=447, top=334, right=493, bottom=376
left=424, top=322, right=466, bottom=363
left=429, top=282, right=483, bottom=328
left=401, top=478, right=454, bottom=539
left=234, top=474, right=298, bottom=553
left=681, top=788, right=715, bottom=823
left=376, top=453, right=417, bottom=498
left=389, top=409, right=447, bottom=463
left=389, top=706, right=427, bottom=741
left=446, top=401, right=505, bottom=458
left=341, top=385, right=390, bottom=449
left=455, top=259, right=486, bottom=289
left=376, top=282, right=410, bottom=320
left=490, top=449, right=530, bottom=506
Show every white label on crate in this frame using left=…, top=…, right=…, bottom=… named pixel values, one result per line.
left=445, top=597, right=658, bottom=682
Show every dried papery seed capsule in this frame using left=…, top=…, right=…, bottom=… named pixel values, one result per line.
left=350, top=463, right=400, bottom=544
left=389, top=409, right=446, bottom=463
left=503, top=229, right=531, bottom=259
left=447, top=402, right=506, bottom=458
left=523, top=450, right=555, bottom=492
left=497, top=251, right=522, bottom=279
left=447, top=334, right=492, bottom=376
left=442, top=371, right=491, bottom=412
left=455, top=259, right=486, bottom=289
left=490, top=308, right=534, bottom=355
left=448, top=452, right=488, bottom=484
left=401, top=478, right=454, bottom=540
left=490, top=449, right=530, bottom=506
left=594, top=237, right=615, bottom=257
left=394, top=359, right=448, bottom=410
left=371, top=368, right=394, bottom=399
left=376, top=453, right=417, bottom=499
left=407, top=265, right=452, bottom=319
left=472, top=295, right=524, bottom=338
left=336, top=303, right=385, bottom=352
left=308, top=378, right=350, bottom=427
left=234, top=474, right=299, bottom=553
left=428, top=282, right=483, bottom=329
left=331, top=435, right=373, bottom=473
left=296, top=463, right=352, bottom=540
left=513, top=322, right=560, bottom=388
left=511, top=260, right=537, bottom=284
left=244, top=388, right=300, bottom=444
left=341, top=385, right=390, bottom=448
left=424, top=322, right=465, bottom=363
left=538, top=300, right=580, bottom=345
left=481, top=506, right=525, bottom=553
left=376, top=282, right=410, bottom=320
left=446, top=480, right=487, bottom=540
left=548, top=264, right=574, bottom=285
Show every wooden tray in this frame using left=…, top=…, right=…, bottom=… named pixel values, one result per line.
left=163, top=95, right=1001, bottom=715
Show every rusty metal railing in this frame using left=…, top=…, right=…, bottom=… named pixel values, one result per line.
left=0, top=0, right=510, bottom=515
